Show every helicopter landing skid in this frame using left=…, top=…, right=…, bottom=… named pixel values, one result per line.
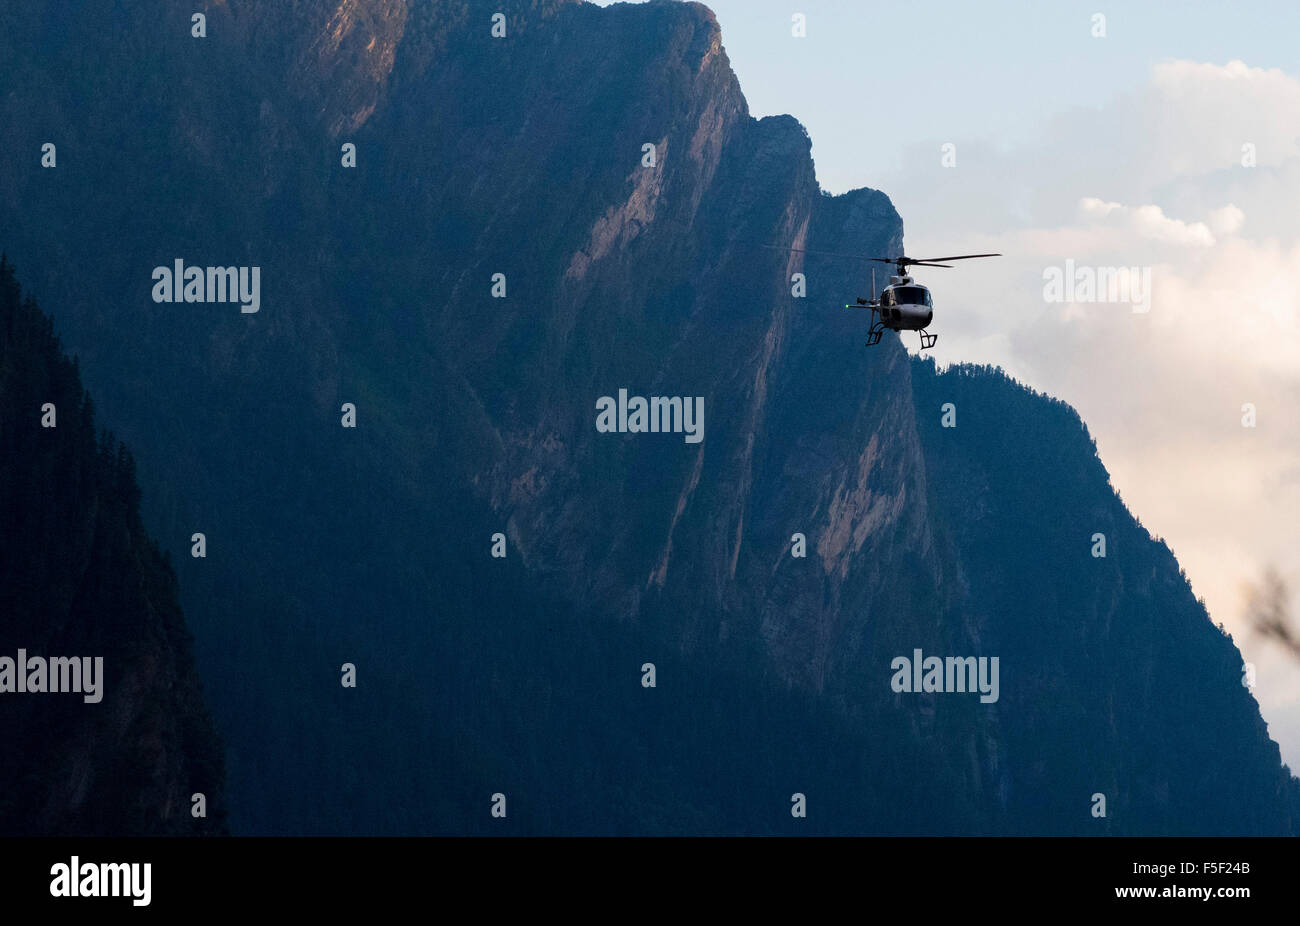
left=866, top=306, right=884, bottom=347
left=917, top=330, right=937, bottom=351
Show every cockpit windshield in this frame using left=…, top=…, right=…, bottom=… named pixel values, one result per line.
left=893, top=286, right=932, bottom=307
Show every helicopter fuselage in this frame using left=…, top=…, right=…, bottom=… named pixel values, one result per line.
left=878, top=278, right=933, bottom=330
left=879, top=301, right=933, bottom=331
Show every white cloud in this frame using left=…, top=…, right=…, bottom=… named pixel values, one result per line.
left=883, top=58, right=1300, bottom=769
left=1078, top=197, right=1218, bottom=246
left=1209, top=203, right=1245, bottom=235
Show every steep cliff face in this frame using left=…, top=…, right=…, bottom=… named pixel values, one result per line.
left=0, top=258, right=225, bottom=835
left=0, top=0, right=1294, bottom=834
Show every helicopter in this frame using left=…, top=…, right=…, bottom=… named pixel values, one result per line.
left=763, top=247, right=1000, bottom=350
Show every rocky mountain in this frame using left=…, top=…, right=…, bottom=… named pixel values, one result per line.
left=910, top=359, right=1299, bottom=833
left=0, top=0, right=1294, bottom=834
left=0, top=257, right=225, bottom=835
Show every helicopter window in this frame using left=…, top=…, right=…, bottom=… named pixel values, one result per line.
left=881, top=289, right=895, bottom=307
left=894, top=286, right=932, bottom=307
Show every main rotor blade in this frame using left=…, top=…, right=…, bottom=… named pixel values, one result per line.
left=760, top=244, right=876, bottom=262
left=869, top=257, right=953, bottom=268
left=909, top=253, right=1001, bottom=262
left=762, top=245, right=1001, bottom=266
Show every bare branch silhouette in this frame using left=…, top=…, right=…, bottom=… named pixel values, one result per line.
left=1244, top=567, right=1300, bottom=660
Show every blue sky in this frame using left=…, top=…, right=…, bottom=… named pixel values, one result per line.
left=597, top=0, right=1300, bottom=192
